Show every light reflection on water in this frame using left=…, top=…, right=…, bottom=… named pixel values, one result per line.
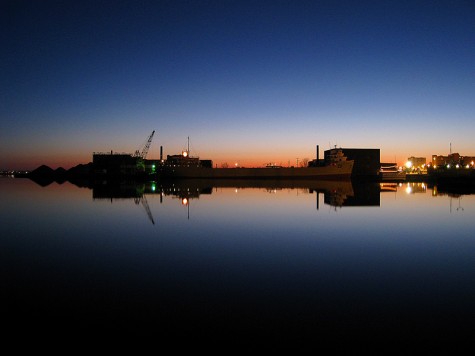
left=2, top=177, right=475, bottom=344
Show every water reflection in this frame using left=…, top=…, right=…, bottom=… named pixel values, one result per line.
left=90, top=179, right=381, bottom=216
left=28, top=177, right=475, bottom=223
left=380, top=180, right=475, bottom=196
left=4, top=176, right=475, bottom=344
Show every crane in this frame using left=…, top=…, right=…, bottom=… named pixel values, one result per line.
left=134, top=130, right=155, bottom=159
left=134, top=195, right=155, bottom=225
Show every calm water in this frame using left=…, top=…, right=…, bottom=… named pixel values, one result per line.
left=3, top=177, right=475, bottom=345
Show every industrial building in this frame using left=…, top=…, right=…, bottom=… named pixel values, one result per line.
left=93, top=153, right=142, bottom=176
left=92, top=131, right=155, bottom=177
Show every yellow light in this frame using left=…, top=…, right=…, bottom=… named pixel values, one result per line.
left=182, top=151, right=188, bottom=157
left=405, top=161, right=412, bottom=169
left=456, top=164, right=460, bottom=169
left=182, top=198, right=188, bottom=205
left=405, top=186, right=412, bottom=194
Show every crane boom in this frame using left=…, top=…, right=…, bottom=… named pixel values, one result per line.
left=134, top=130, right=155, bottom=159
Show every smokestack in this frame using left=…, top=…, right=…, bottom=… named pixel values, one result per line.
left=160, top=146, right=163, bottom=161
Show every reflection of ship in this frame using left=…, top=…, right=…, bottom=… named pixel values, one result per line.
left=89, top=178, right=380, bottom=222
left=380, top=182, right=399, bottom=192
left=326, top=189, right=349, bottom=208
left=159, top=179, right=361, bottom=209
left=159, top=147, right=354, bottom=179
left=157, top=179, right=379, bottom=208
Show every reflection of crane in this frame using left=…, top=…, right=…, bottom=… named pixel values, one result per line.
left=134, top=130, right=155, bottom=159
left=135, top=195, right=155, bottom=224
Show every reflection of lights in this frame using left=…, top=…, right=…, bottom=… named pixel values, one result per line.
left=405, top=161, right=412, bottom=169
left=235, top=189, right=238, bottom=193
left=182, top=198, right=188, bottom=205
left=405, top=186, right=412, bottom=194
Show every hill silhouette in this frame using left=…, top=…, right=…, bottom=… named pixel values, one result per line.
left=26, top=163, right=93, bottom=187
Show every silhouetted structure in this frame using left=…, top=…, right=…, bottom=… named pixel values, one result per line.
left=93, top=153, right=142, bottom=176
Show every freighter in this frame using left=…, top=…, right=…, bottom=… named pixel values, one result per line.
left=158, top=146, right=354, bottom=179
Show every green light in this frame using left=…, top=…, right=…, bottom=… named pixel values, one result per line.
left=151, top=184, right=156, bottom=191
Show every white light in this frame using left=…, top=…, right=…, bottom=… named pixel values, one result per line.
left=405, top=186, right=412, bottom=194
left=405, top=161, right=412, bottom=169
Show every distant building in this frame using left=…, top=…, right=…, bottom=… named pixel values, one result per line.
left=407, top=156, right=426, bottom=168
left=431, top=153, right=475, bottom=167
left=462, top=156, right=475, bottom=166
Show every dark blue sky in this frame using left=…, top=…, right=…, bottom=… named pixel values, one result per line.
left=2, top=0, right=474, bottom=169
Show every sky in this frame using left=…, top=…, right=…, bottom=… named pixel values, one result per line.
left=1, top=0, right=474, bottom=170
